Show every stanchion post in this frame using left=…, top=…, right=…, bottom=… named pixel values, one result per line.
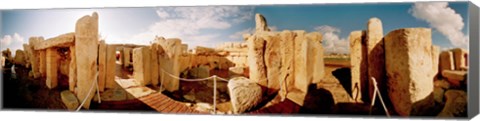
left=213, top=75, right=217, bottom=114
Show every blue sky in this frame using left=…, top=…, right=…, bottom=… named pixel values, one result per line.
left=0, top=1, right=469, bottom=55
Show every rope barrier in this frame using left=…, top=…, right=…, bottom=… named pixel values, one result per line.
left=158, top=67, right=234, bottom=114
left=369, top=77, right=390, bottom=117
left=76, top=72, right=100, bottom=111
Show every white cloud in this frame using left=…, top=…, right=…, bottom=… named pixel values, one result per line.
left=229, top=28, right=253, bottom=40
left=129, top=6, right=254, bottom=48
left=410, top=2, right=468, bottom=49
left=1, top=33, right=26, bottom=56
left=314, top=25, right=349, bottom=54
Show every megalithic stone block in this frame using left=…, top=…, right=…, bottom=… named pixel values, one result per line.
left=306, top=32, right=324, bottom=84
left=28, top=37, right=44, bottom=78
left=133, top=47, right=151, bottom=86
left=278, top=30, right=295, bottom=101
left=247, top=35, right=268, bottom=89
left=150, top=43, right=160, bottom=87
left=287, top=30, right=309, bottom=106
left=46, top=48, right=59, bottom=89
left=123, top=47, right=132, bottom=68
left=98, top=40, right=106, bottom=92
left=105, top=45, right=117, bottom=88
left=451, top=48, right=468, bottom=70
left=262, top=32, right=283, bottom=96
left=366, top=17, right=386, bottom=103
left=75, top=12, right=99, bottom=109
left=68, top=46, right=76, bottom=92
left=349, top=30, right=367, bottom=102
left=39, top=50, right=47, bottom=77
left=384, top=28, right=435, bottom=116
left=439, top=51, right=455, bottom=73
left=156, top=37, right=181, bottom=92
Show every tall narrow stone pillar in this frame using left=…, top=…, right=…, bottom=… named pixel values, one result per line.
left=349, top=30, right=367, bottom=102
left=366, top=17, right=386, bottom=103
left=46, top=48, right=59, bottom=89
left=98, top=40, right=106, bottom=92
left=68, top=46, right=76, bottom=92
left=75, top=12, right=99, bottom=109
left=105, top=45, right=117, bottom=88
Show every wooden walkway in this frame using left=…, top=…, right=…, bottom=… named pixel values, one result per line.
left=115, top=78, right=301, bottom=114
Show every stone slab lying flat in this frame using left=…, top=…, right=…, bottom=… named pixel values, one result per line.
left=61, top=90, right=80, bottom=111
left=34, top=33, right=75, bottom=50
left=125, top=87, right=156, bottom=98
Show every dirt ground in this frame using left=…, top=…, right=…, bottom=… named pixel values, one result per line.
left=2, top=65, right=67, bottom=111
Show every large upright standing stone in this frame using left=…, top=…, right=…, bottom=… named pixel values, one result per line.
left=39, top=50, right=47, bottom=77
left=279, top=30, right=295, bottom=101
left=105, top=45, right=117, bottom=88
left=123, top=47, right=132, bottom=68
left=287, top=30, right=309, bottom=106
left=68, top=46, right=76, bottom=92
left=366, top=17, right=386, bottom=102
left=349, top=30, right=367, bottom=102
left=75, top=12, right=99, bottom=109
left=439, top=51, right=455, bottom=73
left=150, top=43, right=160, bottom=87
left=451, top=48, right=468, bottom=70
left=98, top=40, right=107, bottom=92
left=306, top=32, right=324, bottom=84
left=246, top=35, right=267, bottom=90
left=157, top=38, right=182, bottom=92
left=46, top=48, right=59, bottom=89
left=23, top=44, right=32, bottom=68
left=263, top=32, right=283, bottom=95
left=431, top=46, right=440, bottom=77
left=384, top=28, right=435, bottom=116
left=255, top=13, right=270, bottom=32
left=28, top=37, right=44, bottom=78
left=133, top=47, right=151, bottom=86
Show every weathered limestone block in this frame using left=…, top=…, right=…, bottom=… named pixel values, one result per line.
left=227, top=77, right=262, bottom=114
left=439, top=51, right=455, bottom=73
left=150, top=43, right=160, bottom=86
left=193, top=46, right=216, bottom=55
left=105, top=45, right=117, bottom=88
left=384, top=28, right=435, bottom=116
left=59, top=57, right=70, bottom=76
left=156, top=37, right=182, bottom=92
left=133, top=47, right=151, bottom=86
left=279, top=30, right=295, bottom=101
left=451, top=48, right=468, bottom=70
left=188, top=65, right=210, bottom=79
left=46, top=48, right=59, bottom=89
left=255, top=13, right=270, bottom=32
left=61, top=90, right=80, bottom=111
left=306, top=32, right=324, bottom=83
left=441, top=70, right=467, bottom=87
left=437, top=90, right=467, bottom=117
left=263, top=32, right=283, bottom=95
left=349, top=30, right=367, bottom=102
left=13, top=49, right=27, bottom=66
left=35, top=33, right=75, bottom=50
left=98, top=40, right=106, bottom=92
left=286, top=30, right=310, bottom=106
left=22, top=44, right=31, bottom=67
left=366, top=17, right=386, bottom=101
left=246, top=35, right=267, bottom=89
left=68, top=46, right=76, bottom=92
left=122, top=47, right=132, bottom=68
left=39, top=50, right=47, bottom=77
left=29, top=37, right=44, bottom=78
left=75, top=12, right=99, bottom=109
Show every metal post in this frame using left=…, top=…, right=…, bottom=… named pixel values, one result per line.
left=213, top=75, right=217, bottom=114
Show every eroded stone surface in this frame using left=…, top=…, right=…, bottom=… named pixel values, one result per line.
left=247, top=35, right=267, bottom=88
left=35, top=33, right=75, bottom=50
left=61, top=90, right=80, bottom=111
left=439, top=51, right=455, bottom=73
left=227, top=77, right=262, bottom=114
left=451, top=48, right=468, bottom=70
left=98, top=40, right=106, bottom=92
left=384, top=28, right=435, bottom=116
left=28, top=37, right=44, bottom=78
left=255, top=13, right=270, bottom=32
left=366, top=17, right=386, bottom=102
left=156, top=37, right=182, bottom=92
left=437, top=90, right=467, bottom=117
left=75, top=12, right=99, bottom=109
left=441, top=70, right=467, bottom=87
left=349, top=30, right=367, bottom=102
left=69, top=46, right=77, bottom=92
left=46, top=48, right=59, bottom=89
left=133, top=47, right=151, bottom=86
